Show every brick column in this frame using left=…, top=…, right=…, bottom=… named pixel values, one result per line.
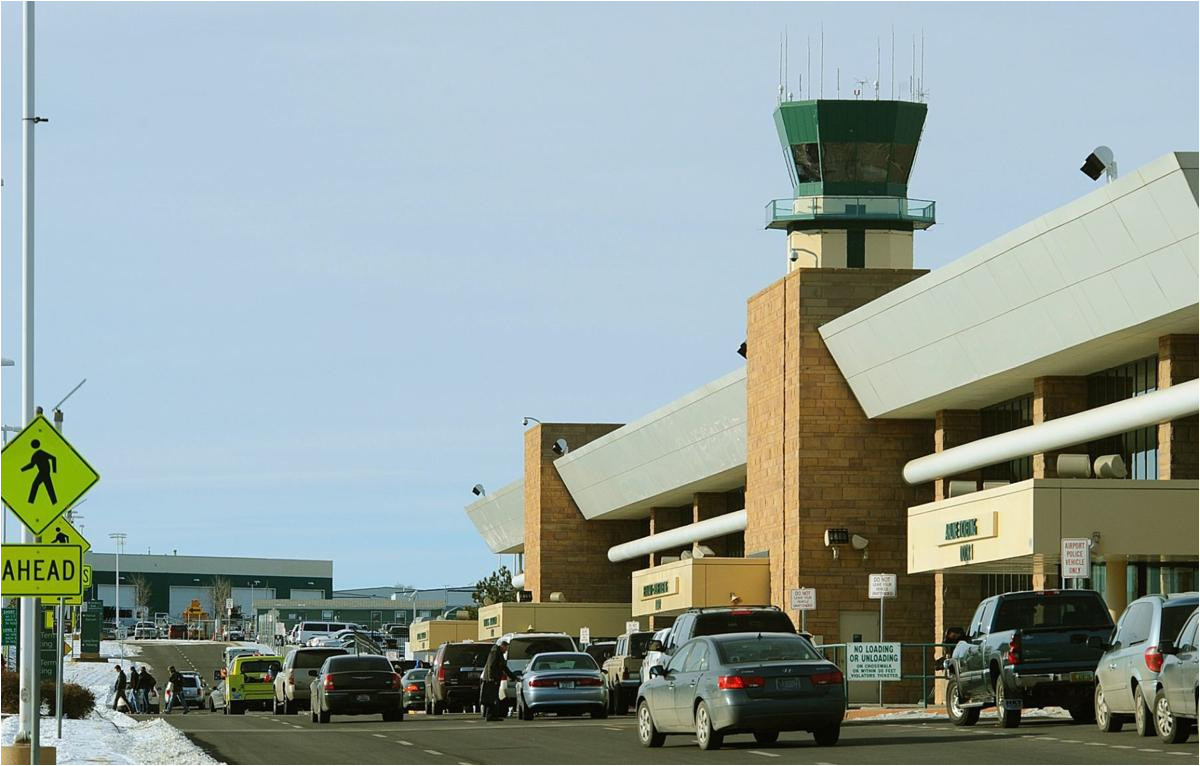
left=931, top=411, right=984, bottom=703
left=1158, top=334, right=1198, bottom=480
left=693, top=493, right=730, bottom=556
left=648, top=507, right=691, bottom=567
left=1032, top=377, right=1089, bottom=478
left=524, top=423, right=645, bottom=603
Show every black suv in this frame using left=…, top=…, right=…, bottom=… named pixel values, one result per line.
left=651, top=607, right=796, bottom=661
left=426, top=641, right=493, bottom=715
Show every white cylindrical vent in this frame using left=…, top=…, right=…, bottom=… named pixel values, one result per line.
left=548, top=592, right=567, bottom=603
left=1094, top=454, right=1127, bottom=479
left=981, top=480, right=1011, bottom=490
left=607, top=510, right=748, bottom=563
left=903, top=379, right=1199, bottom=485
left=511, top=571, right=525, bottom=589
left=1056, top=453, right=1092, bottom=479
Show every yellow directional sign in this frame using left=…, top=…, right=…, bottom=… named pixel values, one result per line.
left=1, top=415, right=100, bottom=535
left=83, top=565, right=93, bottom=589
left=1, top=544, right=83, bottom=597
left=61, top=566, right=93, bottom=606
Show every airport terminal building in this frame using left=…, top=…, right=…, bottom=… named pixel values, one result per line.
left=464, top=98, right=1199, bottom=702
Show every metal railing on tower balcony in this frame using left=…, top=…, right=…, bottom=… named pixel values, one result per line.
left=765, top=196, right=936, bottom=230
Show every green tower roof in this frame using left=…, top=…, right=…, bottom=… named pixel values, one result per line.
left=774, top=100, right=928, bottom=198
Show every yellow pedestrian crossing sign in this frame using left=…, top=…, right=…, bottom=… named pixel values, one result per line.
left=1, top=415, right=100, bottom=535
left=47, top=515, right=90, bottom=554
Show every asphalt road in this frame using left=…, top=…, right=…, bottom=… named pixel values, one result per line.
left=123, top=639, right=231, bottom=686
left=152, top=706, right=1200, bottom=765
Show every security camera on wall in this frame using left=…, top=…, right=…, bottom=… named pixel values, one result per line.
left=824, top=528, right=850, bottom=547
left=850, top=535, right=869, bottom=551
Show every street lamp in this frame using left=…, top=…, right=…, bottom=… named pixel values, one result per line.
left=109, top=533, right=127, bottom=638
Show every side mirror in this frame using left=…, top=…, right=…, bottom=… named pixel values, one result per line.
left=943, top=627, right=965, bottom=644
left=213, top=670, right=223, bottom=682
left=1086, top=636, right=1109, bottom=651
left=648, top=665, right=667, bottom=678
left=647, top=640, right=663, bottom=653
left=1158, top=640, right=1179, bottom=656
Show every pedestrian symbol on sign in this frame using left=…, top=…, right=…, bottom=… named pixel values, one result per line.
left=52, top=527, right=69, bottom=543
left=21, top=439, right=58, bottom=505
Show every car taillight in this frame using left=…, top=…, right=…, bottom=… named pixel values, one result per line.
left=391, top=673, right=403, bottom=690
left=437, top=665, right=445, bottom=682
left=529, top=678, right=556, bottom=687
left=405, top=684, right=420, bottom=693
left=623, top=670, right=633, bottom=680
left=1145, top=646, right=1164, bottom=673
left=730, top=609, right=752, bottom=615
left=811, top=669, right=844, bottom=685
left=286, top=671, right=294, bottom=687
left=578, top=678, right=603, bottom=686
left=323, top=674, right=335, bottom=691
left=718, top=675, right=765, bottom=689
left=1007, top=633, right=1021, bottom=665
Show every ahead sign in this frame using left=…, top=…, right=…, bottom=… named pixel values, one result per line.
left=1, top=544, right=83, bottom=597
left=868, top=573, right=897, bottom=599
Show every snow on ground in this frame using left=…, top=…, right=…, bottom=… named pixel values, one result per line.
left=1, top=642, right=220, bottom=765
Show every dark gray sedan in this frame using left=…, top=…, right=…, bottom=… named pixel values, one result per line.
left=1154, top=607, right=1198, bottom=743
left=636, top=632, right=844, bottom=750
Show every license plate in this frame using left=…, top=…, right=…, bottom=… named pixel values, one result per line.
left=356, top=694, right=371, bottom=702
left=468, top=673, right=480, bottom=681
left=559, top=681, right=574, bottom=689
left=1003, top=698, right=1023, bottom=710
left=1070, top=671, right=1094, bottom=683
left=777, top=678, right=800, bottom=691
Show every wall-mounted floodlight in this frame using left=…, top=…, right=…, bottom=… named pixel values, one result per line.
left=471, top=484, right=486, bottom=496
left=522, top=417, right=541, bottom=426
left=736, top=341, right=747, bottom=359
left=551, top=438, right=569, bottom=457
left=1080, top=146, right=1117, bottom=182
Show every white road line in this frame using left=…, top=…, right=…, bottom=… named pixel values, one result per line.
left=397, top=740, right=413, bottom=746
left=1085, top=741, right=1106, bottom=746
left=424, top=749, right=443, bottom=756
left=1165, top=752, right=1193, bottom=756
left=1109, top=745, right=1135, bottom=749
left=372, top=734, right=387, bottom=738
left=1138, top=748, right=1163, bottom=752
left=1057, top=739, right=1080, bottom=743
left=604, top=726, right=622, bottom=731
left=748, top=750, right=780, bottom=758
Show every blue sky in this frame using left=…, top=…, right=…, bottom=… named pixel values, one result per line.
left=2, top=2, right=1196, bottom=589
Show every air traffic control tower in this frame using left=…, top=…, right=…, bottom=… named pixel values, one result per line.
left=766, top=100, right=935, bottom=272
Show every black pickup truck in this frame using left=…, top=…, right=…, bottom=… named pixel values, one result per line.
left=944, top=590, right=1114, bottom=728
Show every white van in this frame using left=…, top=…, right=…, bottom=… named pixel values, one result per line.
left=295, top=621, right=361, bottom=645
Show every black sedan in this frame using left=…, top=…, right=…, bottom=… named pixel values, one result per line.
left=309, top=654, right=405, bottom=723
left=636, top=632, right=845, bottom=750
left=400, top=668, right=428, bottom=712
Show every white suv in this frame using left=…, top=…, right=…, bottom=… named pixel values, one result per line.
left=133, top=621, right=158, bottom=640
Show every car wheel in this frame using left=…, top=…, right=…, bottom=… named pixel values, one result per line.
left=591, top=705, right=607, bottom=720
left=695, top=702, right=722, bottom=751
left=1068, top=701, right=1094, bottom=724
left=518, top=695, right=534, bottom=721
left=994, top=678, right=1020, bottom=729
left=754, top=730, right=779, bottom=745
left=233, top=702, right=245, bottom=716
left=1134, top=690, right=1156, bottom=737
left=208, top=697, right=216, bottom=713
left=1154, top=689, right=1190, bottom=744
left=310, top=706, right=317, bottom=723
left=946, top=676, right=980, bottom=726
left=424, top=697, right=431, bottom=716
left=318, top=707, right=330, bottom=724
left=812, top=724, right=840, bottom=746
left=382, top=710, right=402, bottom=722
left=1095, top=684, right=1123, bottom=732
left=637, top=700, right=665, bottom=748
left=432, top=700, right=444, bottom=716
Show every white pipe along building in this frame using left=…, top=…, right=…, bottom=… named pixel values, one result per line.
left=607, top=510, right=748, bottom=563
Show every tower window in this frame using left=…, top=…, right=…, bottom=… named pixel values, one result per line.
left=847, top=229, right=865, bottom=268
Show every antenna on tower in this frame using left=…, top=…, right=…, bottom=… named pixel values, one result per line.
left=890, top=25, right=895, bottom=100
left=836, top=67, right=840, bottom=99
left=855, top=78, right=868, bottom=101
left=778, top=32, right=785, bottom=103
left=784, top=26, right=789, bottom=99
left=911, top=33, right=916, bottom=102
left=820, top=24, right=824, bottom=99
left=919, top=27, right=926, bottom=102
left=876, top=37, right=881, bottom=100
left=806, top=35, right=811, bottom=100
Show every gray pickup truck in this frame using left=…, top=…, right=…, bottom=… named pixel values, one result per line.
left=944, top=589, right=1114, bottom=728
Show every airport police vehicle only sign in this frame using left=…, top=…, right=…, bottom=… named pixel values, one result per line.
left=846, top=642, right=902, bottom=681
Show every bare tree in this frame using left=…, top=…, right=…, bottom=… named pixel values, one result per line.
left=210, top=576, right=232, bottom=617
left=128, top=573, right=153, bottom=618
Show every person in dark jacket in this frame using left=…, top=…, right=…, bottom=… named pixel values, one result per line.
left=479, top=640, right=512, bottom=721
left=138, top=668, right=157, bottom=714
left=128, top=667, right=142, bottom=713
left=164, top=665, right=190, bottom=714
left=112, top=666, right=132, bottom=711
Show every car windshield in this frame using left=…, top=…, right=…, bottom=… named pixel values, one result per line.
left=507, top=637, right=576, bottom=664
left=1163, top=605, right=1196, bottom=642
left=694, top=611, right=796, bottom=637
left=328, top=656, right=393, bottom=672
left=715, top=635, right=821, bottom=664
left=628, top=633, right=652, bottom=659
left=179, top=675, right=200, bottom=687
left=530, top=654, right=598, bottom=672
left=992, top=594, right=1113, bottom=631
left=295, top=649, right=346, bottom=669
left=405, top=669, right=429, bottom=681
left=239, top=660, right=282, bottom=675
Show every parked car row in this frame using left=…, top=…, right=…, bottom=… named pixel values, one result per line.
left=943, top=589, right=1198, bottom=744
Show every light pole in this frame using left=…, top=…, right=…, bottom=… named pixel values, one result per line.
left=108, top=533, right=127, bottom=641
left=249, top=580, right=261, bottom=639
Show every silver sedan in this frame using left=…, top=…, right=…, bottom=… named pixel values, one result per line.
left=516, top=652, right=608, bottom=720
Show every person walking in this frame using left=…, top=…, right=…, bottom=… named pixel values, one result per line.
left=128, top=666, right=142, bottom=713
left=164, top=665, right=190, bottom=714
left=479, top=640, right=512, bottom=722
left=112, top=666, right=132, bottom=712
left=138, top=667, right=157, bottom=714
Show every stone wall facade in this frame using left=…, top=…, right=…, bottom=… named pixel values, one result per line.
left=1159, top=334, right=1198, bottom=480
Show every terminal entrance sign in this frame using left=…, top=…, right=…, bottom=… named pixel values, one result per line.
left=1, top=415, right=100, bottom=535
